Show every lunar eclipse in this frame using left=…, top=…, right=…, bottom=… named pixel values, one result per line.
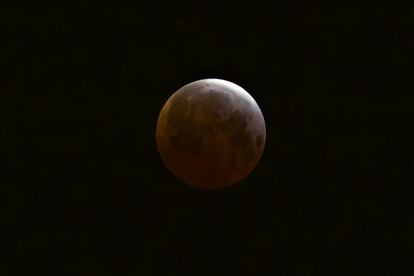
left=156, top=79, right=266, bottom=189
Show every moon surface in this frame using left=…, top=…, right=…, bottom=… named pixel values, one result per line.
left=156, top=79, right=266, bottom=189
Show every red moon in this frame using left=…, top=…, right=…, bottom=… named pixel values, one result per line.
left=156, top=79, right=266, bottom=189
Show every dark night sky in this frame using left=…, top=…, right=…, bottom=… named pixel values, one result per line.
left=1, top=1, right=413, bottom=275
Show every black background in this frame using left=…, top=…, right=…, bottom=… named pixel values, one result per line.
left=1, top=1, right=413, bottom=275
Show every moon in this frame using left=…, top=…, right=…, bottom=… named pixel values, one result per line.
left=156, top=79, right=266, bottom=189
